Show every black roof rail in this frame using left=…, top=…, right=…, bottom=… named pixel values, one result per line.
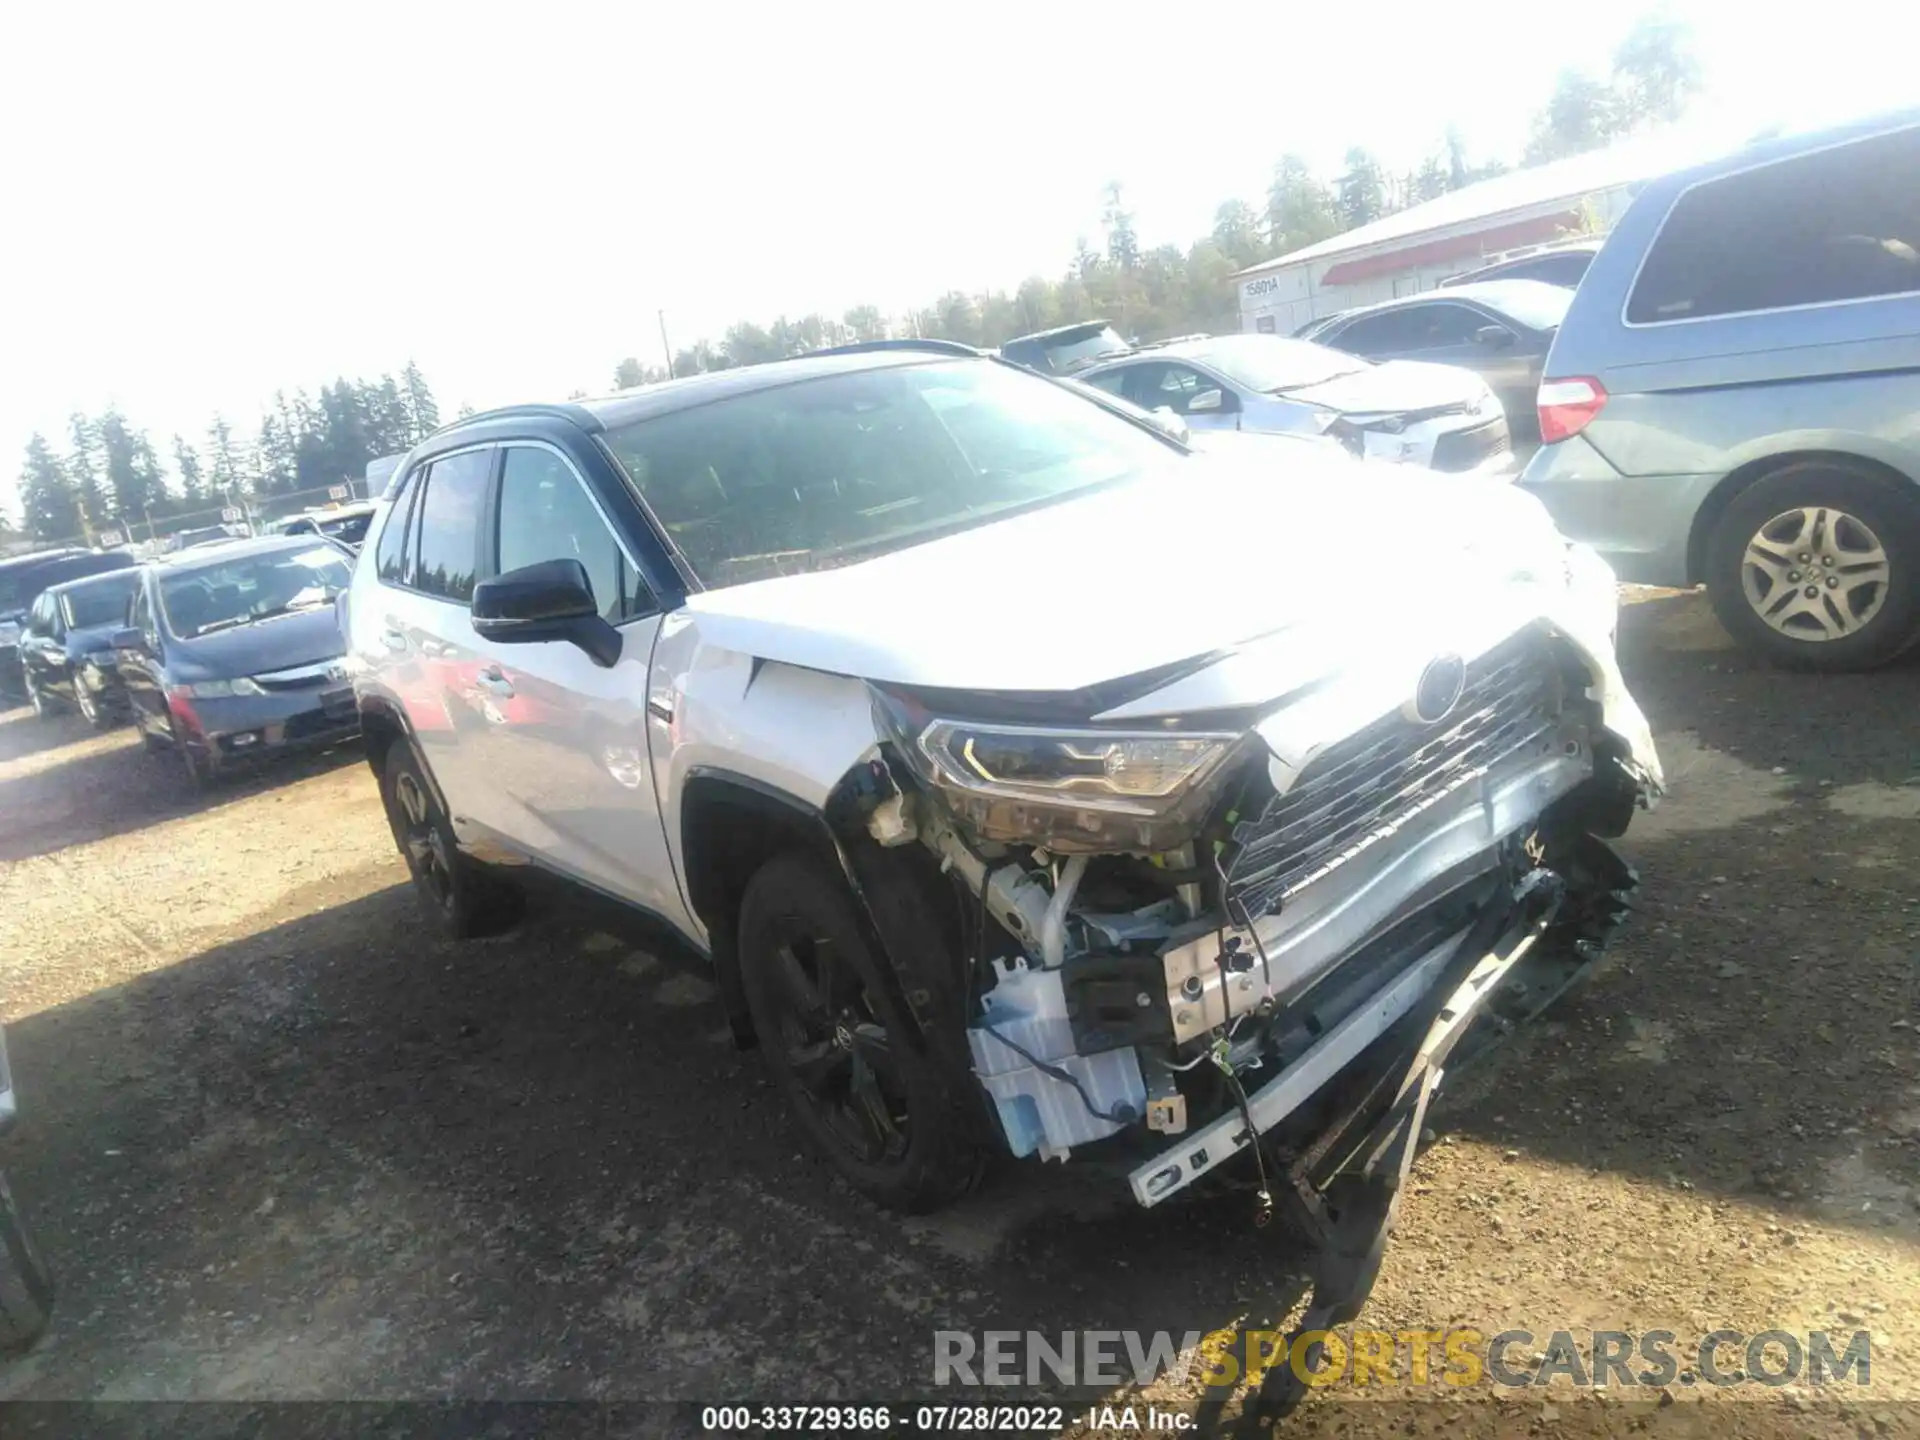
left=431, top=402, right=602, bottom=437
left=806, top=338, right=981, bottom=359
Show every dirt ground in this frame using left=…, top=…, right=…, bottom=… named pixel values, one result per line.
left=0, top=589, right=1917, bottom=1438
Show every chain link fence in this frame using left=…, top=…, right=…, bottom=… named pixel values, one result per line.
left=1, top=479, right=373, bottom=561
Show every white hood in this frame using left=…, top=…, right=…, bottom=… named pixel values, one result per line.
left=680, top=447, right=1567, bottom=696
left=1282, top=359, right=1491, bottom=420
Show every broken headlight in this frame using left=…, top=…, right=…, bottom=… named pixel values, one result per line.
left=874, top=689, right=1244, bottom=852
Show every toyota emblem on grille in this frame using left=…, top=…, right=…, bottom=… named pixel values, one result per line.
left=1405, top=653, right=1466, bottom=725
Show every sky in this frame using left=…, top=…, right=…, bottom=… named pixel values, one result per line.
left=3, top=0, right=1916, bottom=517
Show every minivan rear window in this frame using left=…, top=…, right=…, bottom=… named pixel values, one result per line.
left=1628, top=124, right=1920, bottom=324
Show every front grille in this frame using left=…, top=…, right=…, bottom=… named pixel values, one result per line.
left=1223, top=628, right=1563, bottom=922
left=255, top=660, right=346, bottom=691
left=1430, top=416, right=1511, bottom=473
left=285, top=694, right=358, bottom=742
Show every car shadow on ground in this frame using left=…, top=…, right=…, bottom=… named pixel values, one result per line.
left=1, top=877, right=1313, bottom=1405
left=0, top=713, right=366, bottom=864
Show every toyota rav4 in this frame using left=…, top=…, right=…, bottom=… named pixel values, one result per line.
left=344, top=345, right=1661, bottom=1389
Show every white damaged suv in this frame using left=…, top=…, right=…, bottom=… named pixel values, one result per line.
left=345, top=342, right=1660, bottom=1367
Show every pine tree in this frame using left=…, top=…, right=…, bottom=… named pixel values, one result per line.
left=19, top=434, right=81, bottom=541
left=401, top=361, right=439, bottom=442
left=206, top=415, right=244, bottom=500
left=1102, top=182, right=1140, bottom=272
left=173, top=436, right=208, bottom=507
left=66, top=414, right=108, bottom=535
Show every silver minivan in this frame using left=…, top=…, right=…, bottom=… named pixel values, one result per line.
left=1519, top=108, right=1920, bottom=670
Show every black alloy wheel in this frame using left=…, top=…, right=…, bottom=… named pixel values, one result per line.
left=378, top=741, right=521, bottom=939
left=765, top=921, right=912, bottom=1167
left=737, top=851, right=983, bottom=1213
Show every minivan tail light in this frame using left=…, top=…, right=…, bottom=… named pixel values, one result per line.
left=1537, top=377, right=1607, bottom=444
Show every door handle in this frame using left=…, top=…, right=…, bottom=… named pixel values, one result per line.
left=380, top=625, right=407, bottom=651
left=476, top=668, right=515, bottom=698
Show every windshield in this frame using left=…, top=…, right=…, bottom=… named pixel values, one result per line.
left=159, top=545, right=353, bottom=638
left=600, top=360, right=1179, bottom=587
left=1184, top=335, right=1369, bottom=392
left=60, top=572, right=140, bottom=630
left=1478, top=281, right=1574, bottom=331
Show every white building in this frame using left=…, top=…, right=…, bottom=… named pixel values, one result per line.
left=1234, top=127, right=1736, bottom=336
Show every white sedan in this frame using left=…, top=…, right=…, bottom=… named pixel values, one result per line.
left=1077, top=333, right=1515, bottom=477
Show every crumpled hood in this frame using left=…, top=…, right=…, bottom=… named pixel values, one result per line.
left=1283, top=359, right=1491, bottom=421
left=681, top=447, right=1568, bottom=695
left=168, top=606, right=347, bottom=681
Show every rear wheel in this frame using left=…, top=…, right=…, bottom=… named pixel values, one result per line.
left=1706, top=462, right=1920, bottom=671
left=0, top=1170, right=54, bottom=1354
left=379, top=741, right=521, bottom=939
left=737, top=851, right=983, bottom=1214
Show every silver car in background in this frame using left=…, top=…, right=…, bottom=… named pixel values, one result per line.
left=1077, top=334, right=1514, bottom=476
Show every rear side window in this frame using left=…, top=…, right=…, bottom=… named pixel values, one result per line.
left=1629, top=125, right=1920, bottom=323
left=495, top=447, right=652, bottom=623
left=375, top=475, right=419, bottom=584
left=1323, top=307, right=1425, bottom=354
left=409, top=451, right=491, bottom=602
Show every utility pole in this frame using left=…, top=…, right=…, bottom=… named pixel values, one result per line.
left=658, top=310, right=675, bottom=379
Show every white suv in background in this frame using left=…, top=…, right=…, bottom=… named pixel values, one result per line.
left=344, top=343, right=1659, bottom=1383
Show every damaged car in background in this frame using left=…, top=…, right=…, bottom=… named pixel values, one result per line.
left=1078, top=333, right=1516, bottom=476
left=346, top=344, right=1660, bottom=1415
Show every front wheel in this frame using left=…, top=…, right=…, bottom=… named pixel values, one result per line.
left=22, top=671, right=52, bottom=722
left=737, top=851, right=984, bottom=1214
left=76, top=679, right=116, bottom=731
left=0, top=1170, right=54, bottom=1354
left=1705, top=462, right=1920, bottom=671
left=379, top=741, right=521, bottom=939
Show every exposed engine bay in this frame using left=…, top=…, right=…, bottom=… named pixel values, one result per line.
left=853, top=618, right=1656, bottom=1406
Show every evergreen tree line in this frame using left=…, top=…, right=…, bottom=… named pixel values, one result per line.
left=14, top=363, right=442, bottom=544
left=612, top=11, right=1700, bottom=387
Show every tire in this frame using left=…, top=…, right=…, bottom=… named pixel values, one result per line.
left=379, top=740, right=521, bottom=939
left=76, top=681, right=114, bottom=731
left=0, top=1170, right=54, bottom=1355
left=737, top=851, right=984, bottom=1214
left=1705, top=461, right=1920, bottom=671
left=23, top=671, right=53, bottom=723
left=169, top=716, right=209, bottom=790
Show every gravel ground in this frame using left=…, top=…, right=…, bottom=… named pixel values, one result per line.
left=0, top=589, right=1916, bottom=1437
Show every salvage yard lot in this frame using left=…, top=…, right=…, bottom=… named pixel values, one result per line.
left=0, top=590, right=1917, bottom=1434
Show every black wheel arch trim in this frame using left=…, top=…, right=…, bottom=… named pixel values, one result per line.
left=680, top=764, right=947, bottom=1059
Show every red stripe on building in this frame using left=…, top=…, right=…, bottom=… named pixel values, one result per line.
left=1317, top=211, right=1582, bottom=285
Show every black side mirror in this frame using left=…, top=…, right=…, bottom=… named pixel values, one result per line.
left=471, top=559, right=621, bottom=668
left=110, top=627, right=144, bottom=652
left=1474, top=324, right=1516, bottom=349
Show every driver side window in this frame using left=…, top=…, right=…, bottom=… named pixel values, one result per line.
left=495, top=447, right=653, bottom=624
